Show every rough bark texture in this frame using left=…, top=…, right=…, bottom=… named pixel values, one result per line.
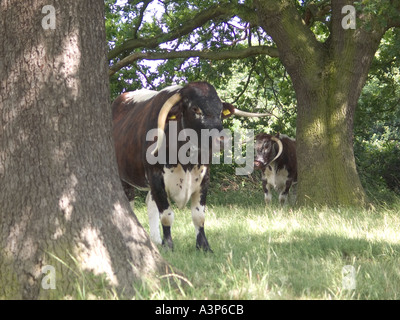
left=254, top=0, right=387, bottom=207
left=0, top=0, right=167, bottom=299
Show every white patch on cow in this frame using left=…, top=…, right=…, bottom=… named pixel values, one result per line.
left=125, top=89, right=158, bottom=104
left=275, top=167, right=289, bottom=192
left=160, top=208, right=174, bottom=227
left=146, top=192, right=162, bottom=244
left=194, top=112, right=203, bottom=120
left=161, top=84, right=183, bottom=93
left=125, top=85, right=182, bottom=105
left=262, top=163, right=290, bottom=205
left=163, top=164, right=207, bottom=209
left=263, top=163, right=289, bottom=192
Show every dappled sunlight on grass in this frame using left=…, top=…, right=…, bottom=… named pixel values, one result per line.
left=131, top=186, right=400, bottom=300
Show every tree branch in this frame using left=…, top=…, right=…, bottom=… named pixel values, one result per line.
left=303, top=0, right=331, bottom=26
left=254, top=0, right=325, bottom=78
left=232, top=59, right=257, bottom=104
left=108, top=46, right=279, bottom=77
left=107, top=3, right=239, bottom=61
left=132, top=0, right=152, bottom=39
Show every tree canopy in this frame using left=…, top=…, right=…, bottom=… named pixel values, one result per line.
left=105, top=0, right=400, bottom=204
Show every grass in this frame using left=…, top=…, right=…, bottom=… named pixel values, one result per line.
left=130, top=180, right=400, bottom=300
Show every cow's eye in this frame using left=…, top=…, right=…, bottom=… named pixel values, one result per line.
left=192, top=107, right=202, bottom=115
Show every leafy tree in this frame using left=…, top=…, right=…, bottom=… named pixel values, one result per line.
left=355, top=27, right=400, bottom=198
left=106, top=0, right=400, bottom=207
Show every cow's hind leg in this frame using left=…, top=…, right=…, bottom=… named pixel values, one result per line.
left=148, top=176, right=175, bottom=250
left=190, top=187, right=212, bottom=253
left=121, top=180, right=135, bottom=202
left=146, top=192, right=162, bottom=245
left=279, top=179, right=293, bottom=205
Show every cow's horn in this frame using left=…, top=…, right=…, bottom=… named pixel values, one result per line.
left=151, top=93, right=182, bottom=156
left=233, top=108, right=273, bottom=117
left=268, top=136, right=283, bottom=165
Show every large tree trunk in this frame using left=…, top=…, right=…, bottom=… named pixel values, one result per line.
left=255, top=0, right=385, bottom=207
left=0, top=0, right=167, bottom=299
left=295, top=74, right=368, bottom=207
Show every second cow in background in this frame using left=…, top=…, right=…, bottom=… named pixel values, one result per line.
left=254, top=133, right=297, bottom=205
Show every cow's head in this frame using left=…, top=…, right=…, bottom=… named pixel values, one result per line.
left=254, top=133, right=283, bottom=170
left=152, top=82, right=271, bottom=155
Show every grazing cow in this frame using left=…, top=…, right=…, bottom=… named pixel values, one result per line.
left=254, top=133, right=297, bottom=205
left=112, top=82, right=269, bottom=251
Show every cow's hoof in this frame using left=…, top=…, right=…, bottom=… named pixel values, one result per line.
left=196, top=227, right=212, bottom=253
left=196, top=244, right=213, bottom=253
left=162, top=238, right=174, bottom=251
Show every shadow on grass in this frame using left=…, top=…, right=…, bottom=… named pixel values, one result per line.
left=216, top=224, right=400, bottom=299
left=131, top=182, right=400, bottom=299
left=165, top=219, right=400, bottom=299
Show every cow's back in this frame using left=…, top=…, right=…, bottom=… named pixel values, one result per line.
left=112, top=93, right=155, bottom=189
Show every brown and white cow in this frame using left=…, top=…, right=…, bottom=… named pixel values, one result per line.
left=112, top=82, right=269, bottom=251
left=254, top=133, right=297, bottom=205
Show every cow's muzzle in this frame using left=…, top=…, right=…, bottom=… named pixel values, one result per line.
left=254, top=159, right=265, bottom=170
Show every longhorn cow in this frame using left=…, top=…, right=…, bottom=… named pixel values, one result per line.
left=254, top=133, right=297, bottom=205
left=112, top=82, right=269, bottom=251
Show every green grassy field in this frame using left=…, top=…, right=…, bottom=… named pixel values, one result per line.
left=131, top=180, right=400, bottom=300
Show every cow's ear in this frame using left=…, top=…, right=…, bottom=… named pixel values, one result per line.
left=167, top=101, right=183, bottom=122
left=222, top=102, right=235, bottom=119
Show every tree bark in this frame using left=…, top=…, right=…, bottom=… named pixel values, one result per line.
left=254, top=0, right=386, bottom=207
left=0, top=0, right=167, bottom=299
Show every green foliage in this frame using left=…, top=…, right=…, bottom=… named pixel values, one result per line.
left=355, top=0, right=400, bottom=30
left=105, top=1, right=400, bottom=196
left=355, top=28, right=400, bottom=197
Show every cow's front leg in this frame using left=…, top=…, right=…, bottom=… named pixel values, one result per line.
left=262, top=180, right=272, bottom=205
left=160, top=208, right=174, bottom=249
left=146, top=191, right=174, bottom=249
left=148, top=176, right=175, bottom=250
left=190, top=173, right=212, bottom=252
